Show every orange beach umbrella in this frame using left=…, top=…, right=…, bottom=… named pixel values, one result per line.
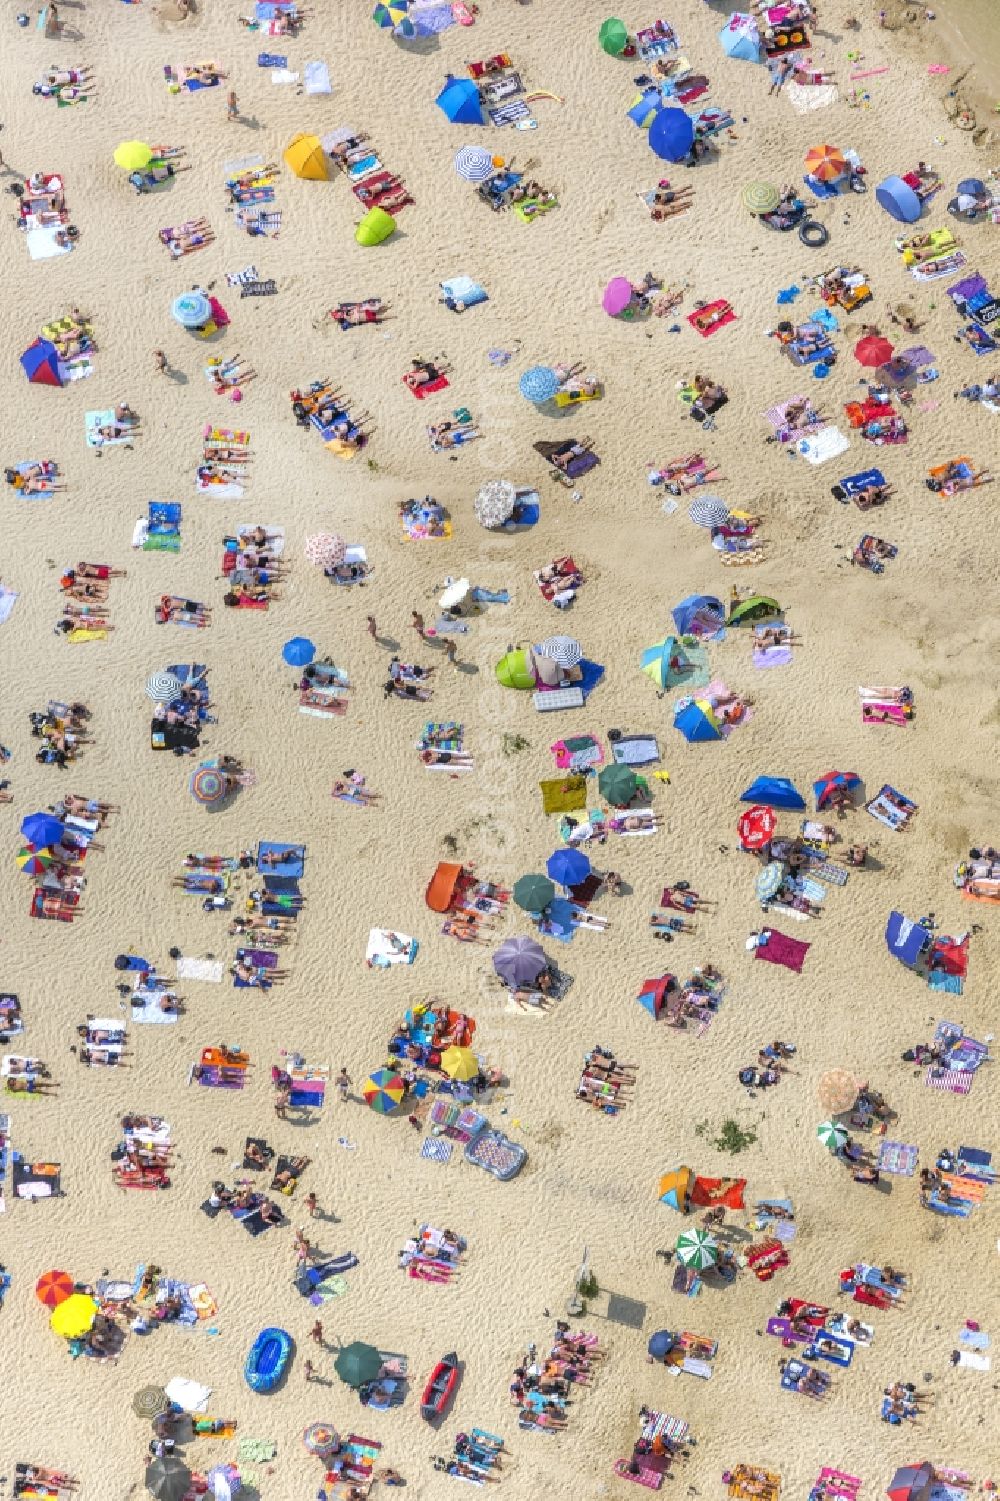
left=805, top=144, right=847, bottom=182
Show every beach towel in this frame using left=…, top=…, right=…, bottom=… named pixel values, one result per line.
left=176, top=957, right=225, bottom=984
left=614, top=1461, right=664, bottom=1490
left=754, top=929, right=810, bottom=972
left=688, top=300, right=736, bottom=337
left=26, top=226, right=72, bottom=261
left=366, top=929, right=417, bottom=967
left=551, top=735, right=603, bottom=772
left=786, top=82, right=838, bottom=112
left=956, top=1351, right=991, bottom=1370
left=539, top=776, right=588, bottom=815
left=0, top=589, right=18, bottom=627
left=490, top=99, right=531, bottom=126
left=165, top=1377, right=211, bottom=1413
left=611, top=735, right=661, bottom=766
left=131, top=993, right=178, bottom=1024
left=304, top=60, right=332, bottom=94
left=877, top=1140, right=918, bottom=1175
left=420, top=1136, right=453, bottom=1163
left=798, top=427, right=851, bottom=464
left=925, top=1067, right=973, bottom=1094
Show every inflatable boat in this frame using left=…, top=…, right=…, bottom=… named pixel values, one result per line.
left=421, top=1351, right=459, bottom=1420
left=245, top=1327, right=293, bottom=1392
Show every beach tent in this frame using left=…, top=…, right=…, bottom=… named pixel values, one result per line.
left=641, top=635, right=693, bottom=691
left=739, top=776, right=806, bottom=810
left=495, top=649, right=536, bottom=690
left=884, top=911, right=930, bottom=967
left=356, top=207, right=396, bottom=246
left=729, top=594, right=781, bottom=625
left=875, top=175, right=922, bottom=224
left=648, top=107, right=694, bottom=163
left=283, top=134, right=329, bottom=181
left=20, top=339, right=64, bottom=387
left=671, top=594, right=724, bottom=637
left=658, top=1165, right=693, bottom=1210
left=598, top=16, right=629, bottom=55
left=674, top=699, right=723, bottom=742
left=425, top=861, right=464, bottom=912
left=719, top=14, right=762, bottom=61
left=929, top=935, right=968, bottom=977
left=887, top=1466, right=934, bottom=1501
left=813, top=769, right=861, bottom=808
left=436, top=75, right=484, bottom=125
left=637, top=973, right=676, bottom=1019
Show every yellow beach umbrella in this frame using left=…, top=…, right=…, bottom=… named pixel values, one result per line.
left=114, top=141, right=153, bottom=172
left=440, top=1046, right=480, bottom=1082
left=50, top=1292, right=98, bottom=1338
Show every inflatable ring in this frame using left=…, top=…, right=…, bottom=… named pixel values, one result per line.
left=799, top=219, right=829, bottom=248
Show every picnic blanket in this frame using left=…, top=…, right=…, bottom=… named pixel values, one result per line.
left=539, top=776, right=588, bottom=815
left=877, top=1140, right=918, bottom=1175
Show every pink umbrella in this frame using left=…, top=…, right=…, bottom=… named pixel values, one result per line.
left=304, top=532, right=346, bottom=567
left=602, top=277, right=634, bottom=316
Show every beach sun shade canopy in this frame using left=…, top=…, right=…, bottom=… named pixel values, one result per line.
left=738, top=804, right=776, bottom=849
left=729, top=595, right=781, bottom=625
left=598, top=16, right=629, bottom=54
left=658, top=1166, right=693, bottom=1209
left=739, top=776, right=806, bottom=810
left=284, top=133, right=329, bottom=180
left=671, top=594, right=725, bottom=637
left=885, top=910, right=932, bottom=967
left=436, top=75, right=485, bottom=125
left=537, top=634, right=583, bottom=667
left=641, top=635, right=691, bottom=691
left=493, top=935, right=547, bottom=985
left=720, top=15, right=763, bottom=61
left=519, top=365, right=562, bottom=402
left=335, top=1340, right=385, bottom=1387
left=674, top=699, right=723, bottom=742
left=20, top=338, right=65, bottom=387
left=513, top=872, right=556, bottom=913
left=546, top=847, right=592, bottom=888
left=495, top=649, right=535, bottom=690
left=282, top=636, right=316, bottom=667
left=648, top=107, right=695, bottom=163
left=454, top=145, right=495, bottom=182
left=804, top=144, right=848, bottom=182
left=356, top=207, right=396, bottom=246
left=875, top=175, right=922, bottom=223
left=887, top=1466, right=935, bottom=1501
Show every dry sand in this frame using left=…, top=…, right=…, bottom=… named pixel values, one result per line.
left=1, top=0, right=998, bottom=1497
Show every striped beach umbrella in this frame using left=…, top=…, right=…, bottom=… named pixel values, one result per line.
left=35, top=1268, right=74, bottom=1307
left=304, top=532, right=346, bottom=567
left=145, top=670, right=183, bottom=704
left=688, top=496, right=731, bottom=528
left=519, top=365, right=561, bottom=403
left=817, top=1119, right=848, bottom=1151
left=17, top=845, right=57, bottom=875
left=171, top=292, right=212, bottom=330
left=804, top=144, right=847, bottom=182
left=362, top=1068, right=405, bottom=1113
left=537, top=634, right=583, bottom=667
left=189, top=765, right=228, bottom=806
left=675, top=1228, right=719, bottom=1269
left=373, top=0, right=414, bottom=34
left=132, top=1384, right=171, bottom=1419
left=742, top=180, right=780, bottom=215
left=755, top=860, right=785, bottom=903
left=454, top=145, right=495, bottom=183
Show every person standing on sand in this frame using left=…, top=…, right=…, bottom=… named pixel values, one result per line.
left=411, top=610, right=427, bottom=641
left=443, top=639, right=458, bottom=668
left=366, top=615, right=377, bottom=640
left=227, top=90, right=239, bottom=122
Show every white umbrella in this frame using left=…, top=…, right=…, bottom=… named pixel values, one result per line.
left=474, top=479, right=517, bottom=529
left=688, top=496, right=731, bottom=528
left=537, top=634, right=583, bottom=667
left=145, top=671, right=183, bottom=704
left=454, top=145, right=495, bottom=183
left=440, top=577, right=470, bottom=610
left=304, top=532, right=346, bottom=567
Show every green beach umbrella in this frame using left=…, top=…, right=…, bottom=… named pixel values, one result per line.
left=741, top=181, right=780, bottom=216
left=513, top=873, right=556, bottom=913
left=817, top=1120, right=848, bottom=1152
left=598, top=765, right=639, bottom=807
left=334, top=1340, right=383, bottom=1388
left=675, top=1228, right=719, bottom=1269
left=599, top=16, right=629, bottom=55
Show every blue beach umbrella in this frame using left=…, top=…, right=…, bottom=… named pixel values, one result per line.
left=546, top=848, right=592, bottom=889
left=282, top=636, right=316, bottom=667
left=648, top=107, right=694, bottom=163
left=20, top=812, right=65, bottom=848
left=171, top=292, right=212, bottom=329
left=648, top=1330, right=675, bottom=1359
left=518, top=365, right=561, bottom=403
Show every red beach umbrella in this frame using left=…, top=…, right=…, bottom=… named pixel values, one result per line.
left=854, top=335, right=894, bottom=368
left=35, top=1268, right=74, bottom=1307
left=737, top=805, right=776, bottom=850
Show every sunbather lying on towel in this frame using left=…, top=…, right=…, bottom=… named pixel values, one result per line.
left=160, top=219, right=214, bottom=255
left=331, top=298, right=388, bottom=329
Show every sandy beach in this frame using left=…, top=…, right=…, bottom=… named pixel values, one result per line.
left=1, top=0, right=998, bottom=1498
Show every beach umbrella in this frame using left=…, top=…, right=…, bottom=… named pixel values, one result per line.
left=817, top=1069, right=859, bottom=1116
left=755, top=861, right=785, bottom=903
left=519, top=365, right=561, bottom=403
left=335, top=1340, right=383, bottom=1388
left=50, top=1292, right=98, bottom=1338
left=598, top=765, right=638, bottom=807
left=171, top=291, right=212, bottom=330
left=361, top=1068, right=406, bottom=1113
left=647, top=1330, right=675, bottom=1359
left=20, top=812, right=65, bottom=848
left=688, top=496, right=731, bottom=528
left=537, top=634, right=583, bottom=668
left=454, top=145, right=494, bottom=183
left=132, top=1385, right=171, bottom=1419
left=546, top=848, right=592, bottom=889
left=35, top=1269, right=74, bottom=1307
left=958, top=177, right=986, bottom=197
left=145, top=1457, right=193, bottom=1501
left=817, top=1120, right=848, bottom=1152
left=436, top=76, right=484, bottom=126
left=474, top=479, right=517, bottom=529
left=493, top=935, right=547, bottom=987
left=189, top=765, right=228, bottom=806
left=114, top=140, right=152, bottom=172
left=303, top=1423, right=340, bottom=1456
left=373, top=0, right=412, bottom=31
left=598, top=16, right=629, bottom=55
left=602, top=276, right=634, bottom=316
left=741, top=180, right=780, bottom=215
left=440, top=1046, right=480, bottom=1082
left=513, top=873, right=555, bottom=913
left=805, top=144, right=847, bottom=182
left=145, top=670, right=183, bottom=704
left=16, top=845, right=57, bottom=875
left=282, top=636, right=316, bottom=667
left=675, top=1228, right=719, bottom=1269
left=813, top=769, right=861, bottom=809
left=304, top=532, right=346, bottom=568
left=207, top=1465, right=241, bottom=1501
left=648, top=107, right=694, bottom=164
left=440, top=578, right=471, bottom=611
left=738, top=805, right=776, bottom=850
left=854, top=335, right=894, bottom=368
left=887, top=1466, right=934, bottom=1501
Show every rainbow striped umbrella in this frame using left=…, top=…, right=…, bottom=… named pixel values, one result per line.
left=17, top=844, right=57, bottom=875
left=362, top=1068, right=406, bottom=1113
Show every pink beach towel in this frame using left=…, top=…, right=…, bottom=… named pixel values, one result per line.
left=755, top=929, right=810, bottom=972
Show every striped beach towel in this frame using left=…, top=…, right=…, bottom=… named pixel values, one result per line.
left=877, top=1140, right=918, bottom=1175
left=925, top=1067, right=973, bottom=1094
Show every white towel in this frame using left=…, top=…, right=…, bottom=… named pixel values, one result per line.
left=956, top=1351, right=991, bottom=1370
left=176, top=957, right=224, bottom=984
left=0, top=590, right=18, bottom=626
left=786, top=82, right=838, bottom=113
left=165, top=1376, right=211, bottom=1413
left=797, top=426, right=851, bottom=465
left=304, top=60, right=331, bottom=95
